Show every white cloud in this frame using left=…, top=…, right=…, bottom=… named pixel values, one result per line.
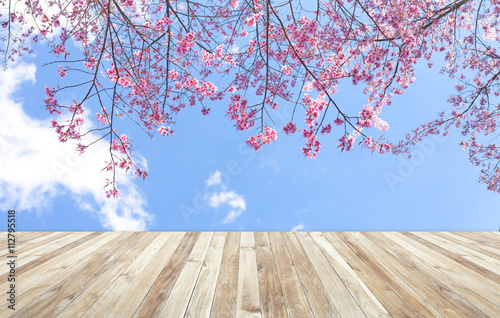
left=223, top=210, right=243, bottom=224
left=209, top=191, right=246, bottom=210
left=205, top=172, right=246, bottom=223
left=205, top=170, right=222, bottom=186
left=291, top=223, right=305, bottom=231
left=0, top=63, right=153, bottom=231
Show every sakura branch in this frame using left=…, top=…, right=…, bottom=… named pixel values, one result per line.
left=2, top=0, right=500, bottom=195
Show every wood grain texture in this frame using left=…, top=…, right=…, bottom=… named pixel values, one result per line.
left=392, top=232, right=500, bottom=304
left=71, top=232, right=162, bottom=317
left=134, top=232, right=200, bottom=318
left=335, top=232, right=444, bottom=317
left=160, top=232, right=213, bottom=317
left=423, top=233, right=500, bottom=274
left=236, top=232, right=261, bottom=318
left=383, top=232, right=500, bottom=317
left=2, top=232, right=499, bottom=318
left=254, top=232, right=286, bottom=318
left=269, top=232, right=314, bottom=318
left=296, top=232, right=366, bottom=318
left=362, top=232, right=488, bottom=318
left=309, top=232, right=389, bottom=318
left=0, top=232, right=111, bottom=312
left=0, top=232, right=69, bottom=259
left=185, top=232, right=226, bottom=318
left=406, top=232, right=500, bottom=284
left=323, top=232, right=418, bottom=317
left=435, top=232, right=500, bottom=261
left=109, top=232, right=186, bottom=317
left=0, top=232, right=94, bottom=277
left=11, top=232, right=143, bottom=318
left=210, top=232, right=240, bottom=318
left=281, top=232, right=337, bottom=318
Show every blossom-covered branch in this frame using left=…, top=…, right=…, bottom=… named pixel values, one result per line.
left=2, top=0, right=500, bottom=195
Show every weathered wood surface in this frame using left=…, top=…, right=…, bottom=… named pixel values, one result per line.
left=2, top=232, right=499, bottom=317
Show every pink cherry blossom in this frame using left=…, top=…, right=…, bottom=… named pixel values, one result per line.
left=4, top=0, right=500, bottom=195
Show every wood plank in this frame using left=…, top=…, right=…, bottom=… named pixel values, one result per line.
left=295, top=232, right=366, bottom=318
left=0, top=230, right=40, bottom=257
left=476, top=232, right=500, bottom=239
left=0, top=233, right=116, bottom=311
left=0, top=232, right=92, bottom=276
left=19, top=231, right=64, bottom=244
left=268, top=232, right=313, bottom=318
left=10, top=232, right=143, bottom=317
left=210, top=232, right=240, bottom=318
left=254, top=232, right=287, bottom=318
left=160, top=232, right=213, bottom=317
left=236, top=232, right=261, bottom=318
left=281, top=232, right=337, bottom=318
left=134, top=232, right=200, bottom=317
left=18, top=232, right=71, bottom=251
left=309, top=232, right=389, bottom=318
left=453, top=232, right=500, bottom=252
left=361, top=232, right=488, bottom=318
left=107, top=232, right=186, bottom=317
left=14, top=232, right=88, bottom=262
left=2, top=232, right=498, bottom=317
left=185, top=232, right=226, bottom=318
left=15, top=232, right=46, bottom=243
left=335, top=232, right=444, bottom=317
left=0, top=232, right=111, bottom=310
left=14, top=232, right=99, bottom=276
left=423, top=233, right=500, bottom=272
left=1, top=232, right=77, bottom=273
left=0, top=232, right=68, bottom=259
left=383, top=232, right=500, bottom=317
left=20, top=231, right=43, bottom=238
left=392, top=232, right=500, bottom=304
left=435, top=232, right=500, bottom=260
left=435, top=232, right=500, bottom=261
left=14, top=232, right=89, bottom=258
left=408, top=232, right=500, bottom=284
left=9, top=232, right=47, bottom=249
left=322, top=232, right=418, bottom=317
left=59, top=232, right=162, bottom=317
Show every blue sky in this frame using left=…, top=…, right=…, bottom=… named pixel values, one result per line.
left=1, top=48, right=499, bottom=232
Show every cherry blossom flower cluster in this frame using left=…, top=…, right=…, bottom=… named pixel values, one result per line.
left=227, top=94, right=258, bottom=131
left=51, top=118, right=82, bottom=143
left=176, top=31, right=196, bottom=57
left=246, top=126, right=278, bottom=151
left=158, top=126, right=173, bottom=137
left=44, top=87, right=61, bottom=115
left=282, top=122, right=297, bottom=135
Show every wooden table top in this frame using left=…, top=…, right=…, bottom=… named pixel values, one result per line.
left=1, top=231, right=499, bottom=317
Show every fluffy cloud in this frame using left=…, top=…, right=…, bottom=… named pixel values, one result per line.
left=222, top=209, right=243, bottom=224
left=209, top=191, right=246, bottom=210
left=205, top=171, right=246, bottom=224
left=291, top=223, right=305, bottom=231
left=205, top=170, right=222, bottom=186
left=0, top=63, right=153, bottom=230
